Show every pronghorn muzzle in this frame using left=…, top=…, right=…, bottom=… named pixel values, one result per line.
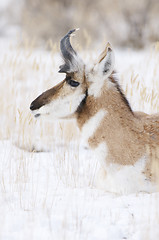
left=30, top=80, right=65, bottom=112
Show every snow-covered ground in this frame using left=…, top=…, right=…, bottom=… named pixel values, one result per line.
left=0, top=38, right=159, bottom=239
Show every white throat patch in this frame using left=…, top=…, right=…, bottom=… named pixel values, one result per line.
left=81, top=109, right=107, bottom=145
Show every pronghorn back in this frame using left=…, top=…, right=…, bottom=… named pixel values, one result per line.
left=30, top=29, right=159, bottom=193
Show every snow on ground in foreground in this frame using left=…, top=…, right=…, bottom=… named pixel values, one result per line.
left=0, top=141, right=159, bottom=240
left=0, top=39, right=159, bottom=239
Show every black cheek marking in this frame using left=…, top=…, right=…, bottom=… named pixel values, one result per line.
left=76, top=89, right=88, bottom=113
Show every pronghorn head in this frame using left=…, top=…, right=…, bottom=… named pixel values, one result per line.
left=30, top=29, right=115, bottom=119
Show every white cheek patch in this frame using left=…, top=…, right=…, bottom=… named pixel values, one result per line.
left=34, top=91, right=86, bottom=119
left=85, top=63, right=105, bottom=98
left=81, top=109, right=107, bottom=145
left=88, top=75, right=105, bottom=98
left=87, top=68, right=113, bottom=98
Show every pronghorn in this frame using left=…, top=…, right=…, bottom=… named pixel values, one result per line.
left=30, top=29, right=159, bottom=193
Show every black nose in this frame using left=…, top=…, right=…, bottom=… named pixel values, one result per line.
left=30, top=102, right=35, bottom=110
left=30, top=99, right=42, bottom=111
left=30, top=93, right=44, bottom=111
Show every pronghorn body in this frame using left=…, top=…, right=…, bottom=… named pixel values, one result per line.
left=30, top=29, right=159, bottom=193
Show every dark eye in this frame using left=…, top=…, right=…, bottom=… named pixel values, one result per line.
left=66, top=78, right=80, bottom=87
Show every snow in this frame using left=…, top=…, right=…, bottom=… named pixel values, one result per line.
left=0, top=39, right=159, bottom=239
left=0, top=140, right=159, bottom=240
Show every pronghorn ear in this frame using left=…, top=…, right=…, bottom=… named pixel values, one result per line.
left=96, top=42, right=115, bottom=76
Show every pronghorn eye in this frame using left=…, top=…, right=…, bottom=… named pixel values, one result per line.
left=67, top=78, right=80, bottom=87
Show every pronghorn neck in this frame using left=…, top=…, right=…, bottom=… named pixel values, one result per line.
left=76, top=78, right=147, bottom=166
left=76, top=79, right=135, bottom=131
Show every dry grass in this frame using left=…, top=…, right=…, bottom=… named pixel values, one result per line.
left=1, top=39, right=159, bottom=148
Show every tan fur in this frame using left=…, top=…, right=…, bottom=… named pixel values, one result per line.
left=76, top=79, right=159, bottom=181
left=31, top=72, right=159, bottom=182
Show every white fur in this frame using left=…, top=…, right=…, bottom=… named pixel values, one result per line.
left=93, top=142, right=108, bottom=169
left=95, top=156, right=156, bottom=194
left=97, top=48, right=115, bottom=76
left=81, top=110, right=107, bottom=145
left=88, top=74, right=106, bottom=97
left=33, top=91, right=86, bottom=119
left=86, top=141, right=156, bottom=194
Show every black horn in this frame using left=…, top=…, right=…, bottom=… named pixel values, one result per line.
left=59, top=29, right=82, bottom=73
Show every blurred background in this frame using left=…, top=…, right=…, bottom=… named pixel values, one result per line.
left=1, top=0, right=159, bottom=49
